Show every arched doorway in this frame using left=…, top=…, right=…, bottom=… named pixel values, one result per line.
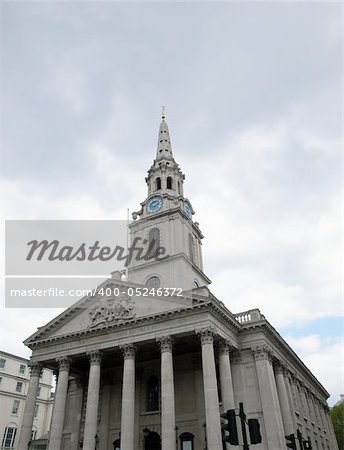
left=144, top=431, right=161, bottom=450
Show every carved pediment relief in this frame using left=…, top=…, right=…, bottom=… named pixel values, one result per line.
left=88, top=293, right=135, bottom=328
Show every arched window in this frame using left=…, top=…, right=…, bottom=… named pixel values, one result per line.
left=193, top=280, right=199, bottom=288
left=146, top=376, right=159, bottom=411
left=113, top=438, right=120, bottom=450
left=179, top=432, right=194, bottom=450
left=166, top=177, right=173, bottom=189
left=145, top=276, right=161, bottom=289
left=144, top=431, right=161, bottom=450
left=156, top=177, right=161, bottom=190
left=178, top=181, right=181, bottom=194
left=148, top=228, right=160, bottom=259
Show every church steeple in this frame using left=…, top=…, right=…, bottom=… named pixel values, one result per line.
left=129, top=111, right=211, bottom=291
left=145, top=110, right=185, bottom=198
left=156, top=107, right=174, bottom=161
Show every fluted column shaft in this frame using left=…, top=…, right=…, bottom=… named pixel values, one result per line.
left=120, top=344, right=136, bottom=450
left=198, top=328, right=222, bottom=450
left=275, top=364, right=294, bottom=435
left=158, top=336, right=176, bottom=450
left=48, top=357, right=71, bottom=450
left=252, top=346, right=285, bottom=449
left=17, top=362, right=42, bottom=450
left=83, top=351, right=102, bottom=450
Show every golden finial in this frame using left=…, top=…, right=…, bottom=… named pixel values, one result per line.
left=161, top=105, right=166, bottom=120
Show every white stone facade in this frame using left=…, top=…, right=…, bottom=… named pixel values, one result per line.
left=0, top=351, right=53, bottom=450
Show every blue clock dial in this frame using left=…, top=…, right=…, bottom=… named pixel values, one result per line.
left=184, top=202, right=192, bottom=219
left=147, top=196, right=163, bottom=213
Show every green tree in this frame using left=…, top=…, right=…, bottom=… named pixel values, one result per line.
left=331, top=402, right=344, bottom=450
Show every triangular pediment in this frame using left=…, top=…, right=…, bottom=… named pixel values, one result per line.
left=25, top=279, right=206, bottom=345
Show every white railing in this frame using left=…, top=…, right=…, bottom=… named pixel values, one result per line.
left=235, top=308, right=263, bottom=324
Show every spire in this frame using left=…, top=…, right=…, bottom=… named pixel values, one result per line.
left=156, top=106, right=174, bottom=160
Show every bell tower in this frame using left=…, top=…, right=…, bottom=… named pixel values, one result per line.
left=128, top=110, right=211, bottom=291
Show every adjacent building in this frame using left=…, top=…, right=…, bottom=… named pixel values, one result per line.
left=16, top=114, right=338, bottom=450
left=0, top=351, right=54, bottom=450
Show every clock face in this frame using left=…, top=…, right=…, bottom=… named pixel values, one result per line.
left=184, top=202, right=192, bottom=219
left=147, top=196, right=163, bottom=213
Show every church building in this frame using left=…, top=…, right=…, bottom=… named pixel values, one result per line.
left=17, top=114, right=338, bottom=450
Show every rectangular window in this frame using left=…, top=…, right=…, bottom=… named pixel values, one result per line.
left=0, top=358, right=6, bottom=368
left=15, top=381, right=23, bottom=392
left=19, top=364, right=26, bottom=374
left=11, top=400, right=20, bottom=415
left=2, top=427, right=17, bottom=448
left=34, top=404, right=39, bottom=418
left=31, top=430, right=37, bottom=441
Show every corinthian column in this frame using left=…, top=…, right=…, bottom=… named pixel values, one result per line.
left=218, top=341, right=235, bottom=411
left=252, top=345, right=285, bottom=449
left=120, top=344, right=136, bottom=450
left=48, top=357, right=71, bottom=450
left=83, top=351, right=102, bottom=450
left=17, top=362, right=42, bottom=450
left=198, top=328, right=222, bottom=450
left=157, top=336, right=176, bottom=450
left=274, top=362, right=294, bottom=435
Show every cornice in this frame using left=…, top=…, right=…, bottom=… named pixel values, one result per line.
left=26, top=302, right=211, bottom=348
left=26, top=296, right=242, bottom=350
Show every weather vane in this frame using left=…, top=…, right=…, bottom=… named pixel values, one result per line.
left=161, top=105, right=166, bottom=120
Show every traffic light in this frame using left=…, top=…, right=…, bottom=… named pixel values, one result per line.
left=285, top=433, right=297, bottom=450
left=248, top=418, right=262, bottom=444
left=221, top=409, right=239, bottom=445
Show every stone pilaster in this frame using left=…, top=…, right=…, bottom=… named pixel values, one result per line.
left=83, top=351, right=102, bottom=450
left=252, top=345, right=285, bottom=449
left=284, top=371, right=297, bottom=431
left=274, top=362, right=294, bottom=435
left=197, top=328, right=222, bottom=450
left=17, top=362, right=42, bottom=450
left=48, top=357, right=71, bottom=450
left=120, top=344, right=136, bottom=450
left=157, top=336, right=176, bottom=450
left=299, top=383, right=310, bottom=420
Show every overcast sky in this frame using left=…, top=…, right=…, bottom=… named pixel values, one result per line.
left=0, top=1, right=342, bottom=405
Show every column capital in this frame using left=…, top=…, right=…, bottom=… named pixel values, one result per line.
left=251, top=344, right=273, bottom=361
left=218, top=340, right=233, bottom=355
left=299, top=382, right=307, bottom=393
left=56, top=356, right=72, bottom=371
left=86, top=350, right=102, bottom=365
left=120, top=343, right=136, bottom=359
left=157, top=335, right=173, bottom=352
left=197, top=327, right=216, bottom=345
left=28, top=361, right=43, bottom=377
left=274, top=360, right=287, bottom=375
